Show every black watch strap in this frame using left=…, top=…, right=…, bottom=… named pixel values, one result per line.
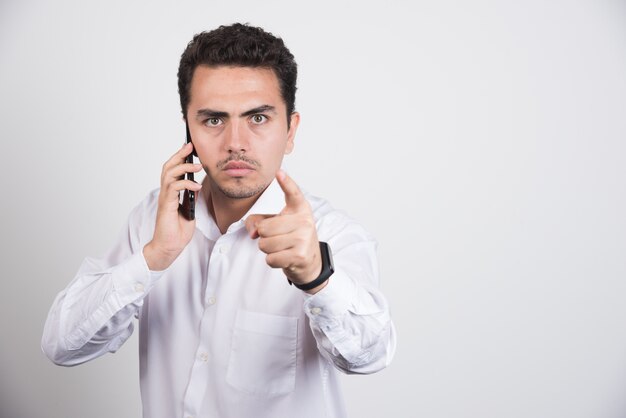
left=289, top=242, right=334, bottom=291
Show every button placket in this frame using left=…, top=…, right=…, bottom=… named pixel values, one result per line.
left=205, top=239, right=225, bottom=307
left=182, top=239, right=229, bottom=418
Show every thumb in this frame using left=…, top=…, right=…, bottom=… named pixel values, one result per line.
left=245, top=214, right=275, bottom=238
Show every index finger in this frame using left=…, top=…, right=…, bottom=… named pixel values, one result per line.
left=276, top=170, right=306, bottom=212
left=164, top=142, right=194, bottom=171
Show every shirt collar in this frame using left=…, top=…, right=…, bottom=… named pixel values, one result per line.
left=194, top=188, right=221, bottom=241
left=242, top=178, right=285, bottom=219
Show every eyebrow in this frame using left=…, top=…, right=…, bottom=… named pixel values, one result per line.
left=195, top=109, right=228, bottom=120
left=240, top=105, right=277, bottom=117
left=195, top=104, right=277, bottom=120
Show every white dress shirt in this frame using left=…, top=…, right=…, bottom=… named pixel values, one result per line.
left=42, top=179, right=396, bottom=418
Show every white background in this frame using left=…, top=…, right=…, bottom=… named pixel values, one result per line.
left=1, top=0, right=626, bottom=417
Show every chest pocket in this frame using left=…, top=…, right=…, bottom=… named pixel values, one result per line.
left=226, top=309, right=299, bottom=396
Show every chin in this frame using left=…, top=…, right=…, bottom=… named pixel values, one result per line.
left=217, top=180, right=269, bottom=199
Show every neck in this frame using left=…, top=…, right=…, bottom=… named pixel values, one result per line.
left=203, top=178, right=263, bottom=234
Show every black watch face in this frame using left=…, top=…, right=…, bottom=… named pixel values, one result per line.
left=321, top=242, right=334, bottom=275
left=326, top=245, right=334, bottom=273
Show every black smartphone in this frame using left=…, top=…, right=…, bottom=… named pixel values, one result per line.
left=179, top=121, right=196, bottom=221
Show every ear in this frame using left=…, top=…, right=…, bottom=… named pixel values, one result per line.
left=284, top=112, right=300, bottom=155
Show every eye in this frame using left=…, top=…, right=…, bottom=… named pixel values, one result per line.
left=250, top=114, right=267, bottom=125
left=205, top=117, right=223, bottom=127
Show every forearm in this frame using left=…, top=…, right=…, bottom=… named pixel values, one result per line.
left=42, top=252, right=159, bottom=366
left=304, top=270, right=396, bottom=374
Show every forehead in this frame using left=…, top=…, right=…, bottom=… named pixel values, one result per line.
left=189, top=65, right=284, bottom=111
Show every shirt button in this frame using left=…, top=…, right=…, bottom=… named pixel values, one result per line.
left=310, top=307, right=322, bottom=315
left=199, top=352, right=209, bottom=362
left=207, top=297, right=216, bottom=305
left=134, top=283, right=144, bottom=292
left=219, top=245, right=229, bottom=254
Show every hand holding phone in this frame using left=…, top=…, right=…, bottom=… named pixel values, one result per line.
left=143, top=126, right=202, bottom=271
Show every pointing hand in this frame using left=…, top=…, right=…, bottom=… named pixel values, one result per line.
left=245, top=170, right=324, bottom=292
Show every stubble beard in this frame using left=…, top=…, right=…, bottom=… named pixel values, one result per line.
left=216, top=179, right=268, bottom=199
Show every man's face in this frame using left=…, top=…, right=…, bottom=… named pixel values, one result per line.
left=187, top=65, right=299, bottom=200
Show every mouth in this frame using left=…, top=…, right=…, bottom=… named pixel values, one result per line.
left=222, top=161, right=255, bottom=177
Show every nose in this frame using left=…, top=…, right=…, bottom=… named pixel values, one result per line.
left=223, top=119, right=250, bottom=153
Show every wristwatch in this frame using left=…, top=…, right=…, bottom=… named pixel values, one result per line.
left=289, top=241, right=334, bottom=291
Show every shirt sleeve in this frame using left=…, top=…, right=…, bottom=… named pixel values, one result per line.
left=41, top=195, right=164, bottom=366
left=303, top=219, right=397, bottom=375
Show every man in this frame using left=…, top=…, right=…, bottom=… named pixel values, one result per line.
left=42, top=23, right=396, bottom=418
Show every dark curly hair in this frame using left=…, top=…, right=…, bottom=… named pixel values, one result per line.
left=177, top=23, right=298, bottom=126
